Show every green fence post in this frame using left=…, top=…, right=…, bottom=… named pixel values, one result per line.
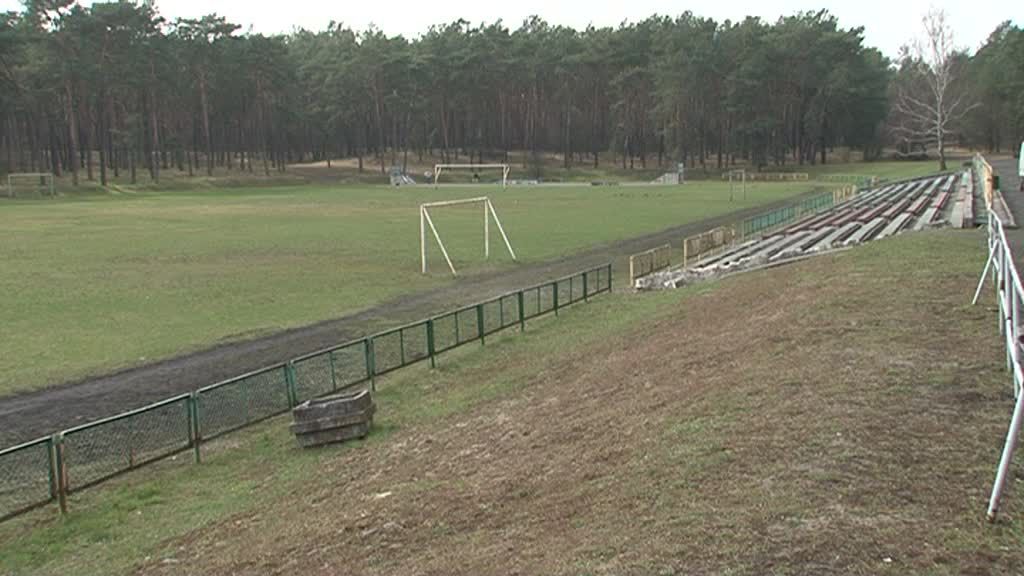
left=328, top=351, right=338, bottom=392
left=365, top=338, right=376, bottom=391
left=46, top=435, right=57, bottom=503
left=477, top=303, right=485, bottom=345
left=285, top=363, right=298, bottom=407
left=399, top=329, right=406, bottom=367
left=188, top=392, right=202, bottom=464
left=553, top=280, right=559, bottom=315
left=607, top=263, right=613, bottom=291
left=54, top=433, right=67, bottom=516
left=518, top=290, right=525, bottom=331
left=427, top=319, right=437, bottom=368
left=583, top=271, right=589, bottom=302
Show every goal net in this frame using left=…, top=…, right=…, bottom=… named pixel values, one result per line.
left=420, top=197, right=517, bottom=275
left=433, top=164, right=510, bottom=188
left=7, top=173, right=55, bottom=197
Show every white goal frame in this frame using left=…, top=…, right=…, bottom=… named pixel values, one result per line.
left=727, top=169, right=747, bottom=202
left=433, top=164, right=510, bottom=188
left=7, top=172, right=55, bottom=197
left=420, top=197, right=517, bottom=276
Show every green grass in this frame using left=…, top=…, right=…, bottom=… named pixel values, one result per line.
left=0, top=229, right=1016, bottom=575
left=0, top=179, right=826, bottom=397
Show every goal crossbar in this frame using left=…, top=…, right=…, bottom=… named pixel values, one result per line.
left=420, top=196, right=517, bottom=276
left=433, top=164, right=510, bottom=188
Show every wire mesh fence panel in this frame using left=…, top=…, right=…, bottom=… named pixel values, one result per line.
left=557, top=278, right=572, bottom=306
left=0, top=438, right=53, bottom=520
left=293, top=352, right=334, bottom=403
left=372, top=329, right=404, bottom=375
left=538, top=283, right=555, bottom=316
left=522, top=286, right=540, bottom=320
left=482, top=299, right=503, bottom=336
left=401, top=322, right=430, bottom=365
left=593, top=267, right=607, bottom=294
left=432, top=312, right=459, bottom=354
left=332, top=342, right=370, bottom=389
left=500, top=293, right=520, bottom=328
left=199, top=366, right=289, bottom=440
left=63, top=396, right=190, bottom=492
left=457, top=307, right=480, bottom=344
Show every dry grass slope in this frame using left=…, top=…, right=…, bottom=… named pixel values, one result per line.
left=111, top=230, right=1023, bottom=576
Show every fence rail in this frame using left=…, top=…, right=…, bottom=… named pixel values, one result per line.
left=740, top=185, right=857, bottom=239
left=628, top=244, right=672, bottom=284
left=682, top=226, right=735, bottom=267
left=719, top=171, right=810, bottom=181
left=0, top=263, right=612, bottom=523
left=815, top=173, right=877, bottom=186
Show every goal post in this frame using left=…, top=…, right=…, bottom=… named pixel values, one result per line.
left=433, top=164, right=510, bottom=188
left=6, top=173, right=55, bottom=197
left=420, top=196, right=517, bottom=275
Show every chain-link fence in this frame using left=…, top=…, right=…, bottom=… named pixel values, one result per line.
left=0, top=437, right=54, bottom=521
left=740, top=190, right=845, bottom=238
left=0, top=263, right=612, bottom=522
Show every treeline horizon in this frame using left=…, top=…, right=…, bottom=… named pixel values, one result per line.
left=0, top=1, right=1021, bottom=185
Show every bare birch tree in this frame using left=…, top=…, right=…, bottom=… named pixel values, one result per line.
left=891, top=9, right=976, bottom=170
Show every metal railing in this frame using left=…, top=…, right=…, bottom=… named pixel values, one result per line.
left=628, top=244, right=672, bottom=284
left=682, top=225, right=735, bottom=268
left=974, top=204, right=1024, bottom=521
left=0, top=263, right=612, bottom=522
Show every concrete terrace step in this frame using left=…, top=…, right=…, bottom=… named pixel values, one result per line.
left=844, top=217, right=888, bottom=245
left=876, top=213, right=914, bottom=239
left=812, top=221, right=862, bottom=251
left=771, top=226, right=836, bottom=261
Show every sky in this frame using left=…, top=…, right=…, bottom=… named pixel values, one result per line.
left=1, top=0, right=1017, bottom=59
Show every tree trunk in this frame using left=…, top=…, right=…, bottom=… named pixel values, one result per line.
left=97, top=97, right=107, bottom=186
left=198, top=71, right=213, bottom=176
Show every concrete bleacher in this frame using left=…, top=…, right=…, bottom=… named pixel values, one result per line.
left=637, top=172, right=970, bottom=290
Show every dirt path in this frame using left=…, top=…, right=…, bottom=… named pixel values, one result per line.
left=0, top=192, right=822, bottom=446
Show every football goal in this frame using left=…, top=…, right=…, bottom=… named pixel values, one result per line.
left=433, top=164, right=510, bottom=188
left=420, top=196, right=517, bottom=275
left=7, top=172, right=55, bottom=197
left=727, top=169, right=748, bottom=202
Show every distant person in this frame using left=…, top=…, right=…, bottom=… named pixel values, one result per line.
left=473, top=172, right=480, bottom=183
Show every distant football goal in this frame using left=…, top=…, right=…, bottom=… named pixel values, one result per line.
left=420, top=196, right=517, bottom=276
left=6, top=172, right=55, bottom=197
left=433, top=164, right=510, bottom=188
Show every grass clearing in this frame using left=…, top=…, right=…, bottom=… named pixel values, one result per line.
left=2, top=229, right=1021, bottom=575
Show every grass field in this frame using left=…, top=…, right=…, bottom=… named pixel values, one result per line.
left=1, top=229, right=1018, bottom=575
left=0, top=180, right=805, bottom=398
left=0, top=160, right=938, bottom=398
